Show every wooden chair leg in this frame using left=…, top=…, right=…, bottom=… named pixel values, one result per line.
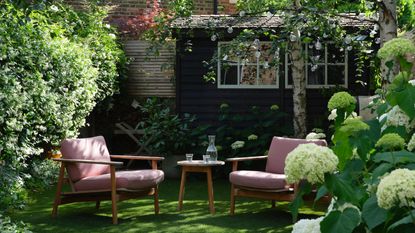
left=230, top=184, right=235, bottom=215
left=154, top=187, right=160, bottom=214
left=271, top=200, right=276, bottom=208
left=95, top=201, right=101, bottom=210
left=52, top=164, right=65, bottom=218
left=110, top=166, right=118, bottom=224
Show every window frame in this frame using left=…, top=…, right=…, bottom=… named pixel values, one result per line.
left=284, top=43, right=348, bottom=89
left=217, top=41, right=280, bottom=89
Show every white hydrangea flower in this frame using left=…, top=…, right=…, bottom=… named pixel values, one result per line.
left=409, top=79, right=415, bottom=86
left=231, top=141, right=245, bottom=150
left=377, top=168, right=415, bottom=209
left=306, top=132, right=326, bottom=140
left=408, top=133, right=415, bottom=151
left=285, top=144, right=338, bottom=184
left=50, top=5, right=59, bottom=12
left=109, top=33, right=116, bottom=39
left=384, top=106, right=414, bottom=132
left=328, top=109, right=337, bottom=121
left=328, top=109, right=357, bottom=121
left=292, top=217, right=323, bottom=233
left=247, top=134, right=258, bottom=140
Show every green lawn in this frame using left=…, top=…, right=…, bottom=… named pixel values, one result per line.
left=12, top=179, right=325, bottom=233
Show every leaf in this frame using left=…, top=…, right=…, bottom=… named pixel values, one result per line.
left=373, top=150, right=415, bottom=164
left=387, top=210, right=415, bottom=232
left=289, top=182, right=311, bottom=222
left=362, top=196, right=387, bottom=230
left=325, top=173, right=360, bottom=203
left=370, top=163, right=393, bottom=184
left=321, top=208, right=361, bottom=233
left=315, top=185, right=328, bottom=202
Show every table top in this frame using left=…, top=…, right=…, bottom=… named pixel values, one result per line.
left=177, top=160, right=225, bottom=166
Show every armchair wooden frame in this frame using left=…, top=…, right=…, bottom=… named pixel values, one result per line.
left=52, top=155, right=164, bottom=224
left=227, top=155, right=298, bottom=215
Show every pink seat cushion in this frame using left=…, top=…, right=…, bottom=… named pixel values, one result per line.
left=60, top=136, right=111, bottom=182
left=229, top=170, right=287, bottom=190
left=74, top=170, right=165, bottom=191
left=265, top=137, right=327, bottom=174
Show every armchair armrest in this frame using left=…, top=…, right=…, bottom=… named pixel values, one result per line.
left=53, top=158, right=123, bottom=166
left=226, top=155, right=268, bottom=162
left=226, top=155, right=268, bottom=171
left=110, top=155, right=164, bottom=170
left=110, top=155, right=164, bottom=161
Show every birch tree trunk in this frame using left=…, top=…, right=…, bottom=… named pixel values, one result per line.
left=379, top=0, right=398, bottom=82
left=290, top=0, right=307, bottom=138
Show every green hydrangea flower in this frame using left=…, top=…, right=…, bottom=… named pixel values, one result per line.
left=247, top=134, right=258, bottom=140
left=270, top=104, right=279, bottom=111
left=378, top=38, right=415, bottom=60
left=339, top=118, right=370, bottom=134
left=327, top=91, right=356, bottom=111
left=220, top=103, right=229, bottom=109
left=375, top=133, right=405, bottom=151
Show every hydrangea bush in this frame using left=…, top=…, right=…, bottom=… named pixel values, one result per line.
left=0, top=0, right=125, bottom=216
left=290, top=37, right=415, bottom=233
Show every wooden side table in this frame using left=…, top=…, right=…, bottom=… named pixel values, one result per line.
left=177, top=160, right=225, bottom=214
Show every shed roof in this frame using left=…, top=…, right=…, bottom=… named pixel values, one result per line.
left=171, top=14, right=373, bottom=29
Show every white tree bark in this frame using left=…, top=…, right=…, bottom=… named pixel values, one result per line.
left=290, top=0, right=307, bottom=138
left=379, top=0, right=398, bottom=82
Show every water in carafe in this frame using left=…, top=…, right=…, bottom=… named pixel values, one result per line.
left=206, top=135, right=218, bottom=162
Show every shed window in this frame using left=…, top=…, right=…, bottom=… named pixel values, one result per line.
left=285, top=43, right=348, bottom=88
left=217, top=42, right=280, bottom=89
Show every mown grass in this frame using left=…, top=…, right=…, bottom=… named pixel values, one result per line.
left=12, top=178, right=325, bottom=233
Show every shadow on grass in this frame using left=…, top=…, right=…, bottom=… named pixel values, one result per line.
left=12, top=179, right=325, bottom=233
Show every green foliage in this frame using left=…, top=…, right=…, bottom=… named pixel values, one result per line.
left=136, top=98, right=207, bottom=155
left=0, top=214, right=31, bottom=233
left=0, top=0, right=125, bottom=213
left=236, top=0, right=290, bottom=13
left=215, top=104, right=292, bottom=159
left=290, top=40, right=415, bottom=232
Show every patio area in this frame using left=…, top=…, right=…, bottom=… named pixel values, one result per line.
left=12, top=179, right=325, bottom=233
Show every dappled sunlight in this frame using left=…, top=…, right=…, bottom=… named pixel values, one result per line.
left=13, top=179, right=325, bottom=233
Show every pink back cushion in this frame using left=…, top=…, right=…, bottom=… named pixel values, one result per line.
left=60, top=136, right=111, bottom=182
left=265, top=136, right=327, bottom=174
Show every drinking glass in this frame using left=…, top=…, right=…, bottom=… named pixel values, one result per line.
left=185, top=153, right=193, bottom=162
left=203, top=154, right=210, bottom=163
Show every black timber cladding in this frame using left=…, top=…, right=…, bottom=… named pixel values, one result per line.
left=174, top=15, right=373, bottom=129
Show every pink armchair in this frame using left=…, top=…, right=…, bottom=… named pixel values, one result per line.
left=227, top=136, right=327, bottom=214
left=51, top=136, right=164, bottom=224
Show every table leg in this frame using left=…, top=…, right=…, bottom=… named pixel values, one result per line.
left=206, top=167, right=215, bottom=214
left=178, top=168, right=187, bottom=211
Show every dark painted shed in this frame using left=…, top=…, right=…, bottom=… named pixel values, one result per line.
left=172, top=15, right=375, bottom=130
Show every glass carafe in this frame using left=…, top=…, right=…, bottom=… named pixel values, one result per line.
left=206, top=135, right=218, bottom=162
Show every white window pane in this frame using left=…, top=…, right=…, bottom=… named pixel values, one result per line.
left=240, top=65, right=257, bottom=85
left=259, top=65, right=277, bottom=85
left=327, top=44, right=345, bottom=64
left=220, top=65, right=238, bottom=85
left=327, top=65, right=346, bottom=85
left=307, top=65, right=325, bottom=85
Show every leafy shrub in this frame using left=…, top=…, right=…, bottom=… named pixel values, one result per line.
left=290, top=37, right=415, bottom=233
left=25, top=158, right=60, bottom=191
left=137, top=98, right=208, bottom=155
left=0, top=0, right=125, bottom=213
left=215, top=104, right=292, bottom=159
left=0, top=214, right=31, bottom=233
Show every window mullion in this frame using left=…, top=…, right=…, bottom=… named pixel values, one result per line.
left=325, top=44, right=328, bottom=85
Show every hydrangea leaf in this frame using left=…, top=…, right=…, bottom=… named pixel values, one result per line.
left=320, top=208, right=361, bottom=233
left=362, top=196, right=387, bottom=230
left=386, top=72, right=415, bottom=119
left=324, top=173, right=360, bottom=203
left=388, top=210, right=415, bottom=232
left=372, top=150, right=415, bottom=165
